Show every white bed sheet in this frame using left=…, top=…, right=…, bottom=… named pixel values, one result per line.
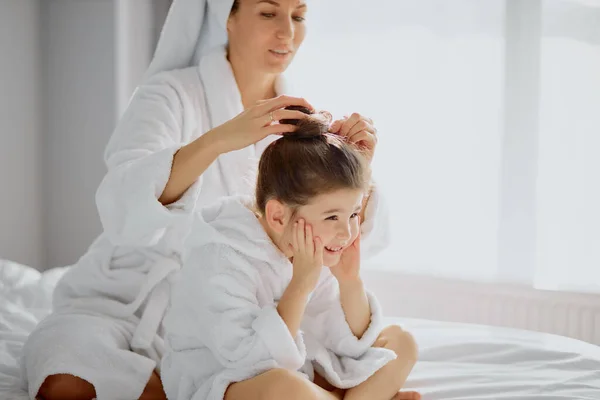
left=1, top=260, right=600, bottom=400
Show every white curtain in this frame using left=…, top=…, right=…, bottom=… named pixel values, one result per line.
left=286, top=0, right=600, bottom=293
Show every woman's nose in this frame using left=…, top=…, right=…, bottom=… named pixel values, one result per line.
left=276, top=17, right=294, bottom=40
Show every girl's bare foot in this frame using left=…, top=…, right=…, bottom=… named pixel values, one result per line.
left=392, top=391, right=421, bottom=400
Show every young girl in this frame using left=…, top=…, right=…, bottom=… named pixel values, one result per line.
left=161, top=111, right=420, bottom=400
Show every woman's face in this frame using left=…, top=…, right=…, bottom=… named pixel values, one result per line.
left=227, top=0, right=307, bottom=75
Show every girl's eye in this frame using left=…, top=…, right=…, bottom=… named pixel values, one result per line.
left=261, top=12, right=275, bottom=18
left=350, top=213, right=359, bottom=219
left=293, top=16, right=305, bottom=22
left=326, top=216, right=338, bottom=221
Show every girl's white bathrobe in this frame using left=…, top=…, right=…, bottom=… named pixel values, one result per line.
left=161, top=196, right=396, bottom=400
left=21, top=43, right=390, bottom=400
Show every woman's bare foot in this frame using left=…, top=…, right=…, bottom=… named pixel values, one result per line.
left=392, top=391, right=421, bottom=400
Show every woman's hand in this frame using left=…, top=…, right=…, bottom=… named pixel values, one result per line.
left=290, top=219, right=324, bottom=294
left=329, top=113, right=378, bottom=164
left=209, top=95, right=313, bottom=154
left=330, top=230, right=361, bottom=283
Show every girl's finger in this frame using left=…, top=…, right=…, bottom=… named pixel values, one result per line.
left=291, top=222, right=299, bottom=252
left=297, top=219, right=306, bottom=252
left=353, top=227, right=362, bottom=250
left=305, top=224, right=314, bottom=256
left=314, top=237, right=324, bottom=265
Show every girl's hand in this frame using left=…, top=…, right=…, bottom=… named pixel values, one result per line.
left=290, top=219, right=324, bottom=293
left=211, top=95, right=314, bottom=154
left=329, top=113, right=378, bottom=164
left=330, top=230, right=362, bottom=283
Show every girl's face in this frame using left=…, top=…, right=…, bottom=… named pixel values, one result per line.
left=285, top=188, right=364, bottom=267
left=227, top=0, right=307, bottom=75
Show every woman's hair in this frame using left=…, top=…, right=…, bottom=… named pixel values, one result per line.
left=230, top=0, right=240, bottom=14
left=255, top=107, right=370, bottom=214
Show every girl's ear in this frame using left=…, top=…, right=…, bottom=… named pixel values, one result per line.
left=264, top=199, right=290, bottom=234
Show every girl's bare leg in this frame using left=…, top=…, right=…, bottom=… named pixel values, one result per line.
left=225, top=368, right=342, bottom=400
left=37, top=371, right=166, bottom=400
left=343, top=325, right=420, bottom=400
left=314, top=371, right=346, bottom=399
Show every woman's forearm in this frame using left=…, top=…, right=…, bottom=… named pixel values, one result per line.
left=339, top=279, right=371, bottom=339
left=158, top=130, right=223, bottom=205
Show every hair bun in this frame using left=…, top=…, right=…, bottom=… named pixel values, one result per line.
left=281, top=105, right=328, bottom=140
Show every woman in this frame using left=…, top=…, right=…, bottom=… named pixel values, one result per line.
left=22, top=1, right=388, bottom=399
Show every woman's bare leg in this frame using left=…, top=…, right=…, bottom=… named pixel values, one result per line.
left=343, top=325, right=420, bottom=400
left=37, top=374, right=95, bottom=400
left=225, top=368, right=342, bottom=400
left=139, top=371, right=167, bottom=400
left=37, top=370, right=166, bottom=400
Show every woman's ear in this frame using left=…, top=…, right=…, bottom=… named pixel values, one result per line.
left=265, top=199, right=290, bottom=234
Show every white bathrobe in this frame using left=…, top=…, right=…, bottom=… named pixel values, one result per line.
left=161, top=196, right=396, bottom=400
left=21, top=43, right=390, bottom=400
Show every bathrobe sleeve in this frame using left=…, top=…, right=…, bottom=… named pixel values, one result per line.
left=359, top=182, right=391, bottom=260
left=300, top=269, right=396, bottom=388
left=95, top=71, right=203, bottom=247
left=305, top=270, right=386, bottom=357
left=168, top=244, right=307, bottom=373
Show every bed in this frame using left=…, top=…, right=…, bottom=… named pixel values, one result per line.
left=2, top=259, right=600, bottom=400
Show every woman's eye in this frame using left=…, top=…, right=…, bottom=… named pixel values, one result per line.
left=261, top=12, right=276, bottom=18
left=326, top=216, right=338, bottom=221
left=350, top=213, right=359, bottom=219
left=293, top=16, right=305, bottom=22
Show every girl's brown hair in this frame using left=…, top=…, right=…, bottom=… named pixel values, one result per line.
left=255, top=107, right=370, bottom=214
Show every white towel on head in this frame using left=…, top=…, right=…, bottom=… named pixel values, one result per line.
left=143, top=0, right=234, bottom=81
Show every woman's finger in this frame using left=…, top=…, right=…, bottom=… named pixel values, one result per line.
left=253, top=95, right=313, bottom=116
left=329, top=118, right=347, bottom=134
left=346, top=120, right=372, bottom=139
left=261, top=109, right=310, bottom=127
left=339, top=113, right=362, bottom=137
left=263, top=123, right=298, bottom=136
left=348, top=131, right=375, bottom=148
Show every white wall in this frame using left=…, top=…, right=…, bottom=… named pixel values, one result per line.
left=0, top=0, right=44, bottom=269
left=115, top=0, right=171, bottom=116
left=1, top=0, right=168, bottom=269
left=41, top=0, right=117, bottom=269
